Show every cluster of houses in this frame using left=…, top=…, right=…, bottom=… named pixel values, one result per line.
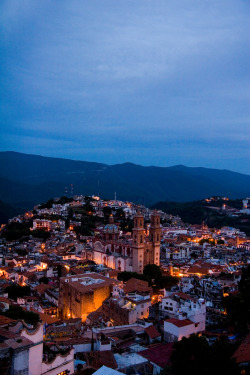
left=0, top=195, right=249, bottom=374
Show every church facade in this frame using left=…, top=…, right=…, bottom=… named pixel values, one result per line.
left=82, top=211, right=161, bottom=273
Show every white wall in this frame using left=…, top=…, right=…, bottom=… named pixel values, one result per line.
left=164, top=320, right=203, bottom=342
left=20, top=324, right=44, bottom=375
left=13, top=349, right=29, bottom=374
left=73, top=342, right=92, bottom=353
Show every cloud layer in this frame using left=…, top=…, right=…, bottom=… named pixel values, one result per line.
left=1, top=0, right=249, bottom=173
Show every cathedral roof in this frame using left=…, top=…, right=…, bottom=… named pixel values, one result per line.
left=104, top=223, right=119, bottom=232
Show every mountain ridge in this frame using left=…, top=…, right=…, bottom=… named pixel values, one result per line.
left=2, top=151, right=249, bottom=175
left=0, top=151, right=249, bottom=210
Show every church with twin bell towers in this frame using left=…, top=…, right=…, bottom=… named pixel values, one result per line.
left=132, top=211, right=161, bottom=273
left=83, top=210, right=161, bottom=274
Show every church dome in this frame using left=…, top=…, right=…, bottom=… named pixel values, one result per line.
left=104, top=223, right=118, bottom=232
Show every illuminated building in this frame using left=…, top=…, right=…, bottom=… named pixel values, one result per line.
left=58, top=273, right=118, bottom=321
left=82, top=211, right=161, bottom=274
left=102, top=292, right=151, bottom=325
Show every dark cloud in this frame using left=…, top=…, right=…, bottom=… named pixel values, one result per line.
left=0, top=0, right=249, bottom=173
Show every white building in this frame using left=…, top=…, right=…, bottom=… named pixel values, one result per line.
left=164, top=318, right=202, bottom=342
left=4, top=321, right=75, bottom=375
left=160, top=291, right=206, bottom=342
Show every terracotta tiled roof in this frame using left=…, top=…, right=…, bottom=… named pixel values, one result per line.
left=60, top=273, right=119, bottom=293
left=0, top=315, right=16, bottom=326
left=34, top=283, right=51, bottom=294
left=161, top=291, right=197, bottom=303
left=103, top=269, right=118, bottom=279
left=123, top=278, right=152, bottom=295
left=145, top=325, right=161, bottom=339
left=139, top=343, right=173, bottom=368
left=233, top=333, right=250, bottom=364
left=30, top=308, right=59, bottom=324
left=84, top=350, right=118, bottom=370
left=87, top=305, right=103, bottom=323
left=22, top=271, right=35, bottom=279
left=165, top=318, right=194, bottom=327
left=0, top=297, right=11, bottom=304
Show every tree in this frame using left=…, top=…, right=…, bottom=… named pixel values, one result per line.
left=2, top=222, right=31, bottom=241
left=32, top=229, right=51, bottom=240
left=143, top=264, right=162, bottom=281
left=155, top=275, right=179, bottom=290
left=39, top=198, right=54, bottom=209
left=74, top=225, right=92, bottom=236
left=83, top=201, right=94, bottom=214
left=103, top=206, right=112, bottom=221
left=5, top=285, right=31, bottom=300
left=39, top=277, right=49, bottom=284
left=57, top=196, right=73, bottom=205
left=223, top=265, right=250, bottom=332
left=238, top=265, right=250, bottom=294
left=2, top=305, right=40, bottom=326
left=217, top=239, right=224, bottom=245
left=199, top=238, right=215, bottom=246
left=115, top=208, right=125, bottom=221
left=167, top=334, right=239, bottom=375
left=117, top=271, right=147, bottom=283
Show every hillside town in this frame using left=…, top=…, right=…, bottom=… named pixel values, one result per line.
left=0, top=195, right=249, bottom=375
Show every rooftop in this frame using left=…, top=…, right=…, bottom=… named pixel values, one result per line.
left=165, top=318, right=194, bottom=327
left=139, top=343, right=173, bottom=368
left=233, top=332, right=250, bottom=364
left=61, top=272, right=118, bottom=293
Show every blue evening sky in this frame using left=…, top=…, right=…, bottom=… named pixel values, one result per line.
left=0, top=0, right=249, bottom=173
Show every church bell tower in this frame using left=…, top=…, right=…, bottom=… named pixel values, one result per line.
left=149, top=210, right=161, bottom=266
left=132, top=212, right=145, bottom=274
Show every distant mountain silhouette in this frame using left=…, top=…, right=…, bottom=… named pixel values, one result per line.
left=0, top=200, right=24, bottom=225
left=0, top=151, right=249, bottom=210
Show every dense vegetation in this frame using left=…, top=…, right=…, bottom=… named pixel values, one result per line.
left=0, top=151, right=249, bottom=212
left=151, top=199, right=250, bottom=235
left=0, top=305, right=40, bottom=326
left=1, top=221, right=31, bottom=241
left=5, top=285, right=31, bottom=300
left=0, top=200, right=24, bottom=225
left=162, top=334, right=240, bottom=375
left=223, top=265, right=250, bottom=333
left=118, top=264, right=179, bottom=291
